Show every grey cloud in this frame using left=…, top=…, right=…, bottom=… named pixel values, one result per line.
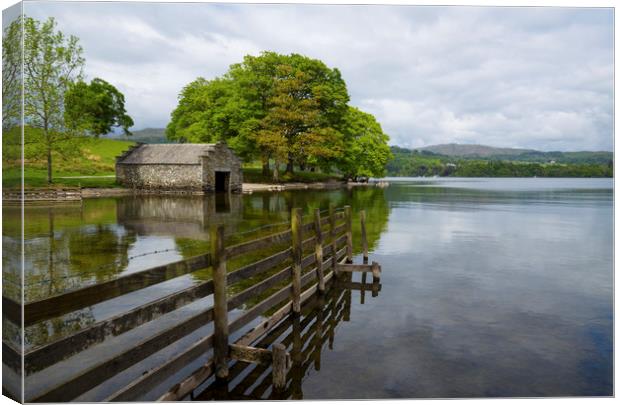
left=24, top=2, right=613, bottom=151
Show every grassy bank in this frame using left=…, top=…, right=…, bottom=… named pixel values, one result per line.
left=3, top=138, right=343, bottom=188
left=3, top=138, right=135, bottom=188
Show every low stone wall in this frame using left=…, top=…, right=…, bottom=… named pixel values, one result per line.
left=3, top=188, right=82, bottom=203
left=116, top=164, right=203, bottom=190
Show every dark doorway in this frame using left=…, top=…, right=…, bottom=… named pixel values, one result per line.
left=215, top=171, right=230, bottom=192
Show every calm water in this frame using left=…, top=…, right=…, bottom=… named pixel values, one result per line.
left=5, top=178, right=613, bottom=399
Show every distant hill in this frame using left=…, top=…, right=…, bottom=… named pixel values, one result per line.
left=105, top=128, right=169, bottom=144
left=416, top=143, right=612, bottom=164
left=419, top=143, right=533, bottom=157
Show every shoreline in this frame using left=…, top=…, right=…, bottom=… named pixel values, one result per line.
left=3, top=180, right=388, bottom=202
left=81, top=181, right=387, bottom=197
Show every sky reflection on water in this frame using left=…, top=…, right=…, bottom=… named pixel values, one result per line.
left=7, top=178, right=613, bottom=398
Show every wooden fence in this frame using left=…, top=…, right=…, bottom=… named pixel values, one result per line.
left=3, top=204, right=381, bottom=402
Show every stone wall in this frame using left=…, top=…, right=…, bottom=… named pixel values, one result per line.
left=201, top=144, right=243, bottom=192
left=116, top=164, right=203, bottom=190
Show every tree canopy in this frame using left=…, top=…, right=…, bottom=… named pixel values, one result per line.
left=167, top=51, right=390, bottom=181
left=65, top=78, right=134, bottom=136
left=339, top=106, right=393, bottom=180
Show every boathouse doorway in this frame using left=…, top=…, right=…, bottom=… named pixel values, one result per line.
left=215, top=171, right=230, bottom=192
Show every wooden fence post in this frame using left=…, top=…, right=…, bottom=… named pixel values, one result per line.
left=344, top=205, right=353, bottom=263
left=360, top=210, right=368, bottom=264
left=329, top=204, right=337, bottom=271
left=272, top=343, right=288, bottom=391
left=313, top=208, right=325, bottom=293
left=371, top=261, right=380, bottom=297
left=211, top=225, right=229, bottom=379
left=291, top=208, right=302, bottom=314
left=313, top=295, right=325, bottom=371
left=360, top=272, right=367, bottom=305
left=343, top=273, right=352, bottom=322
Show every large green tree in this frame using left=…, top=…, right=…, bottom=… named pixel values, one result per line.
left=23, top=16, right=85, bottom=184
left=338, top=106, right=393, bottom=180
left=64, top=78, right=134, bottom=136
left=166, top=51, right=350, bottom=180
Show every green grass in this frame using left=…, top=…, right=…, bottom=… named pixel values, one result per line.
left=3, top=138, right=135, bottom=188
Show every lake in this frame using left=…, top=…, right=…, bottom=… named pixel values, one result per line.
left=4, top=177, right=613, bottom=399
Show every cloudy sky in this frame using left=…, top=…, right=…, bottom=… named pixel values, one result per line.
left=23, top=1, right=613, bottom=151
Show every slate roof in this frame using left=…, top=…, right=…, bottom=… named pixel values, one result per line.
left=117, top=144, right=216, bottom=165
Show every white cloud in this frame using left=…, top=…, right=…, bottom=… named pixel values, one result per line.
left=23, top=2, right=613, bottom=151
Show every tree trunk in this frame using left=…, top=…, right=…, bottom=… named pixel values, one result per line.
left=286, top=158, right=294, bottom=174
left=261, top=156, right=270, bottom=177
left=47, top=143, right=53, bottom=185
left=299, top=162, right=306, bottom=171
left=273, top=161, right=280, bottom=183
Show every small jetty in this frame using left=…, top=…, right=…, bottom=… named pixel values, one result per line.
left=3, top=205, right=383, bottom=402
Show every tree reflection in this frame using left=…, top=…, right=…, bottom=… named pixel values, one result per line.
left=21, top=203, right=136, bottom=348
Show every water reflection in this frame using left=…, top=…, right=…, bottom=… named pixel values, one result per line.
left=16, top=187, right=389, bottom=349
left=18, top=187, right=389, bottom=303
left=194, top=274, right=381, bottom=400
left=10, top=178, right=611, bottom=398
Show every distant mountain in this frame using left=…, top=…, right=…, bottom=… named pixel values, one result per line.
left=104, top=128, right=168, bottom=144
left=126, top=128, right=168, bottom=143
left=419, top=143, right=534, bottom=157
left=397, top=143, right=613, bottom=165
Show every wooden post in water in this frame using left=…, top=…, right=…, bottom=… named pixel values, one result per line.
left=345, top=205, right=353, bottom=263
left=360, top=272, right=367, bottom=305
left=329, top=204, right=337, bottom=272
left=291, top=208, right=302, bottom=314
left=313, top=208, right=325, bottom=293
left=371, top=261, right=380, bottom=298
left=211, top=225, right=229, bottom=379
left=343, top=272, right=352, bottom=322
left=360, top=210, right=368, bottom=264
left=272, top=343, right=288, bottom=390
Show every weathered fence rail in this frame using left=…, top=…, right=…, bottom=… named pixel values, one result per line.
left=6, top=205, right=379, bottom=402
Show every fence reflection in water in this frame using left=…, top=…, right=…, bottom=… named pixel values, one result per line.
left=193, top=273, right=381, bottom=401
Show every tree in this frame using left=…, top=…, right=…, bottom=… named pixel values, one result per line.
left=64, top=78, right=134, bottom=136
left=338, top=107, right=392, bottom=180
left=2, top=15, right=22, bottom=131
left=166, top=51, right=351, bottom=181
left=2, top=15, right=23, bottom=174
left=23, top=16, right=85, bottom=184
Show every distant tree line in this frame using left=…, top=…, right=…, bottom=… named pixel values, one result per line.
left=166, top=52, right=392, bottom=182
left=387, top=147, right=613, bottom=178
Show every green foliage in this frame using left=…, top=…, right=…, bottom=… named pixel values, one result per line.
left=22, top=16, right=86, bottom=183
left=2, top=14, right=22, bottom=131
left=167, top=51, right=389, bottom=181
left=387, top=146, right=613, bottom=178
left=338, top=106, right=393, bottom=179
left=3, top=16, right=132, bottom=185
left=65, top=78, right=134, bottom=136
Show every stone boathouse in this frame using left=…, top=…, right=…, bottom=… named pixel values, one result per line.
left=115, top=143, right=243, bottom=192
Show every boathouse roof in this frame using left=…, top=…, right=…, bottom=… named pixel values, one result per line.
left=117, top=143, right=217, bottom=165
